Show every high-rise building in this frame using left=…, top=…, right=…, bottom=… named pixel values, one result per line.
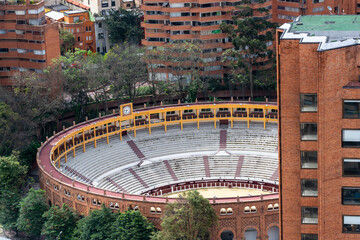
left=141, top=0, right=273, bottom=81
left=141, top=0, right=358, bottom=81
left=0, top=0, right=60, bottom=86
left=277, top=15, right=360, bottom=240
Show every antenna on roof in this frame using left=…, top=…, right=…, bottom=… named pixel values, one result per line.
left=327, top=6, right=333, bottom=15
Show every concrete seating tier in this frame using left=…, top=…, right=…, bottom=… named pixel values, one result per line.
left=96, top=154, right=278, bottom=194
left=59, top=122, right=278, bottom=192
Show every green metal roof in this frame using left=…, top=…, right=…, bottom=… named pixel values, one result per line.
left=290, top=15, right=360, bottom=32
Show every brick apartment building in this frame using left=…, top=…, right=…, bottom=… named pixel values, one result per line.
left=0, top=0, right=60, bottom=86
left=141, top=0, right=359, bottom=81
left=272, top=0, right=358, bottom=24
left=277, top=15, right=360, bottom=240
left=141, top=0, right=275, bottom=81
left=61, top=10, right=95, bottom=52
left=46, top=9, right=96, bottom=52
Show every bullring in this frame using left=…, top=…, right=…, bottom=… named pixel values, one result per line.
left=37, top=101, right=279, bottom=240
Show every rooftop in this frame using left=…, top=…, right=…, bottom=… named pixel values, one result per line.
left=64, top=10, right=87, bottom=15
left=279, top=15, right=360, bottom=51
left=45, top=11, right=64, bottom=21
left=51, top=4, right=70, bottom=11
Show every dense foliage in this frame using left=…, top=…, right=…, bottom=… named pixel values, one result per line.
left=0, top=154, right=27, bottom=231
left=220, top=0, right=277, bottom=99
left=59, top=29, right=76, bottom=55
left=152, top=191, right=218, bottom=240
left=17, top=189, right=50, bottom=237
left=72, top=205, right=155, bottom=240
left=105, top=9, right=144, bottom=45
left=42, top=204, right=79, bottom=240
left=111, top=210, right=155, bottom=240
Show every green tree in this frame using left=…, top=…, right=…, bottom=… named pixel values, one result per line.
left=86, top=53, right=111, bottom=114
left=220, top=0, right=277, bottom=100
left=152, top=191, right=218, bottom=240
left=0, top=67, right=64, bottom=145
left=105, top=44, right=147, bottom=103
left=105, top=8, right=144, bottom=45
left=0, top=102, right=20, bottom=155
left=17, top=188, right=49, bottom=238
left=42, top=204, right=79, bottom=240
left=19, top=141, right=41, bottom=168
left=55, top=49, right=93, bottom=121
left=111, top=210, right=155, bottom=240
left=60, top=28, right=75, bottom=55
left=0, top=154, right=27, bottom=231
left=165, top=43, right=203, bottom=102
left=72, top=205, right=116, bottom=240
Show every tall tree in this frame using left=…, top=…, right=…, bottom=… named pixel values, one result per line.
left=105, top=9, right=144, bottom=45
left=220, top=0, right=277, bottom=100
left=85, top=53, right=111, bottom=114
left=0, top=102, right=20, bottom=155
left=152, top=191, right=218, bottom=240
left=17, top=189, right=49, bottom=238
left=0, top=69, right=64, bottom=152
left=111, top=210, right=155, bottom=240
left=105, top=44, right=147, bottom=103
left=71, top=205, right=116, bottom=240
left=0, top=154, right=27, bottom=231
left=59, top=29, right=75, bottom=55
left=42, top=204, right=79, bottom=240
left=55, top=49, right=93, bottom=121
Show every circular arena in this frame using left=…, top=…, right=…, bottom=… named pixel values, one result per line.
left=37, top=101, right=280, bottom=240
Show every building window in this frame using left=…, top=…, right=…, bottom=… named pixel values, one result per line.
left=98, top=33, right=104, bottom=39
left=15, top=10, right=26, bottom=15
left=301, top=179, right=318, bottom=197
left=0, top=67, right=10, bottom=72
left=313, top=0, right=324, bottom=3
left=301, top=151, right=317, bottom=169
left=0, top=48, right=9, bottom=53
left=301, top=94, right=317, bottom=112
left=343, top=100, right=360, bottom=118
left=312, top=7, right=324, bottom=12
left=342, top=129, right=360, bottom=147
left=301, top=234, right=318, bottom=240
left=78, top=37, right=80, bottom=41
left=111, top=0, right=115, bottom=6
left=73, top=16, right=80, bottom=22
left=34, top=50, right=45, bottom=55
left=342, top=187, right=360, bottom=205
left=343, top=159, right=360, bottom=176
left=343, top=216, right=360, bottom=233
left=98, top=22, right=102, bottom=28
left=301, top=123, right=317, bottom=141
left=301, top=207, right=318, bottom=224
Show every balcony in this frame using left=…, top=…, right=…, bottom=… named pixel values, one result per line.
left=0, top=0, right=42, bottom=5
left=0, top=0, right=26, bottom=5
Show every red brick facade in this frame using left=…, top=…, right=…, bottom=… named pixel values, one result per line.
left=277, top=17, right=360, bottom=239
left=0, top=0, right=60, bottom=86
